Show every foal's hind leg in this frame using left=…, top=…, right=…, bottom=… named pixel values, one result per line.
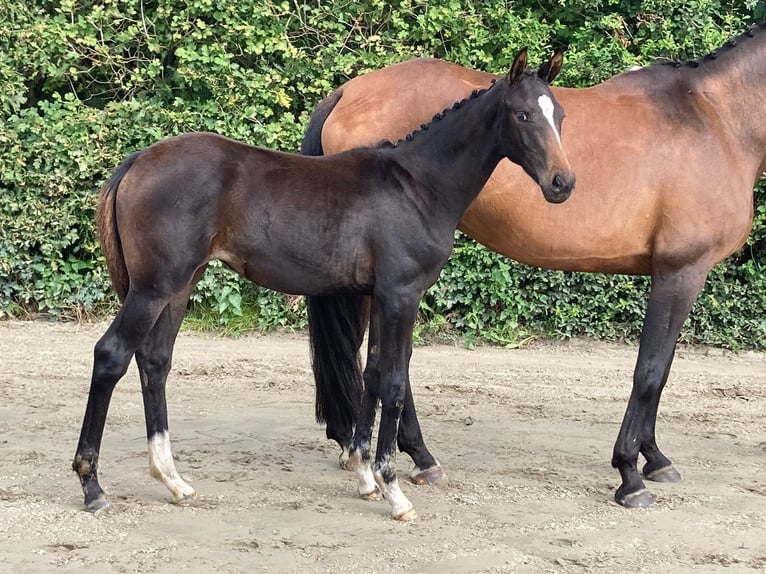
left=135, top=283, right=200, bottom=505
left=611, top=264, right=708, bottom=508
left=73, top=291, right=169, bottom=512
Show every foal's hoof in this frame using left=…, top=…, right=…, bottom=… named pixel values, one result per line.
left=410, top=464, right=446, bottom=486
left=616, top=488, right=655, bottom=509
left=360, top=488, right=381, bottom=501
left=645, top=465, right=682, bottom=483
left=85, top=495, right=110, bottom=514
left=393, top=506, right=418, bottom=521
left=172, top=491, right=198, bottom=506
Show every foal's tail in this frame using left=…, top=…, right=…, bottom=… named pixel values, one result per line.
left=300, top=89, right=342, bottom=156
left=308, top=295, right=368, bottom=442
left=96, top=152, right=141, bottom=302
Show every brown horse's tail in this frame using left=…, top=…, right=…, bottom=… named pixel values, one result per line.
left=308, top=295, right=367, bottom=446
left=96, top=152, right=141, bottom=302
left=299, top=89, right=342, bottom=156
left=301, top=88, right=367, bottom=447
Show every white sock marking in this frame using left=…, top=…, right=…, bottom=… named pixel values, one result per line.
left=538, top=94, right=562, bottom=148
left=373, top=454, right=414, bottom=519
left=148, top=431, right=196, bottom=503
left=357, top=458, right=378, bottom=498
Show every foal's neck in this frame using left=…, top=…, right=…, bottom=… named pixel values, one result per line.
left=387, top=82, right=506, bottom=219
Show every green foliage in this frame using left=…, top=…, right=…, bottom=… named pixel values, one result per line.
left=1, top=0, right=764, bottom=346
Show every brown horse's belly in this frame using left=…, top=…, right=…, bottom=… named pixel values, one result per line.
left=458, top=165, right=655, bottom=275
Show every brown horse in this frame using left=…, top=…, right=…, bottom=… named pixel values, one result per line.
left=72, top=49, right=574, bottom=520
left=302, top=23, right=766, bottom=508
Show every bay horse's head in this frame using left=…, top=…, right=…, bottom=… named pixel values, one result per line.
left=500, top=48, right=575, bottom=204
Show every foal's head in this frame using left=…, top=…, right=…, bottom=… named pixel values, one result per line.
left=500, top=49, right=575, bottom=203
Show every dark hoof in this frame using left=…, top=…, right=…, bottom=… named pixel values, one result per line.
left=409, top=464, right=446, bottom=486
left=616, top=488, right=654, bottom=508
left=84, top=494, right=110, bottom=514
left=645, top=465, right=682, bottom=483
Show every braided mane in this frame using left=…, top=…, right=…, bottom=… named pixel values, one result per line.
left=654, top=20, right=766, bottom=69
left=378, top=77, right=501, bottom=149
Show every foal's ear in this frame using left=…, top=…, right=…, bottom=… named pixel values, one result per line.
left=538, top=50, right=564, bottom=84
left=508, top=47, right=528, bottom=85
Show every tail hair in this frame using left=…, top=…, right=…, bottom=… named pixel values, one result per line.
left=300, top=89, right=343, bottom=156
left=96, top=151, right=141, bottom=302
left=308, top=295, right=368, bottom=442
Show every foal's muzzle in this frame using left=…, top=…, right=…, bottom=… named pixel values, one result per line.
left=543, top=171, right=575, bottom=204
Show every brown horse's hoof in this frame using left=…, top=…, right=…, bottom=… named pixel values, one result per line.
left=409, top=464, right=446, bottom=486
left=617, top=488, right=655, bottom=508
left=393, top=506, right=418, bottom=521
left=645, top=465, right=682, bottom=483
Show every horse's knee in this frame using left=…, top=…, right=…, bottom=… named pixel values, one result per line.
left=136, top=348, right=172, bottom=383
left=632, top=362, right=666, bottom=402
left=92, top=336, right=132, bottom=385
left=379, top=378, right=406, bottom=415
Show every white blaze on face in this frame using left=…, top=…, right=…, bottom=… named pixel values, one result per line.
left=537, top=94, right=562, bottom=148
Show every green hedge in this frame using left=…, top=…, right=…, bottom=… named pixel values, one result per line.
left=1, top=1, right=765, bottom=346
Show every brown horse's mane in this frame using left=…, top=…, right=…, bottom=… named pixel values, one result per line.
left=377, top=77, right=502, bottom=149
left=653, top=20, right=766, bottom=69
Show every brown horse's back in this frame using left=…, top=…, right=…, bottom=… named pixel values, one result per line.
left=322, top=58, right=755, bottom=275
left=324, top=58, right=492, bottom=152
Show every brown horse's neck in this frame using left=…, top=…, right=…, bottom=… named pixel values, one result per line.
left=686, top=23, right=766, bottom=181
left=383, top=82, right=506, bottom=220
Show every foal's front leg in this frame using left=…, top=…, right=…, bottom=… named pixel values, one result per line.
left=371, top=292, right=420, bottom=520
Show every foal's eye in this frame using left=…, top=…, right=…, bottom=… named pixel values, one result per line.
left=515, top=111, right=529, bottom=122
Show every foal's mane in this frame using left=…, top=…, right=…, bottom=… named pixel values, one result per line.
left=376, top=76, right=502, bottom=149
left=653, top=20, right=766, bottom=69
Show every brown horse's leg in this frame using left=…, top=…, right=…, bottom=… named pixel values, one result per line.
left=73, top=291, right=169, bottom=512
left=135, top=282, right=200, bottom=505
left=399, top=381, right=446, bottom=485
left=350, top=300, right=382, bottom=500
left=611, top=264, right=708, bottom=508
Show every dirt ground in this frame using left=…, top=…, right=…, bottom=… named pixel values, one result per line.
left=1, top=320, right=765, bottom=573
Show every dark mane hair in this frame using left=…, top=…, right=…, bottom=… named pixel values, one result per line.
left=653, top=20, right=766, bottom=69
left=377, top=78, right=500, bottom=149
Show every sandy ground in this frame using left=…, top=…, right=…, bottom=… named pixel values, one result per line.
left=0, top=320, right=765, bottom=573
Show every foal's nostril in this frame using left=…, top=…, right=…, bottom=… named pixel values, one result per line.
left=552, top=173, right=565, bottom=193
left=548, top=172, right=574, bottom=202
